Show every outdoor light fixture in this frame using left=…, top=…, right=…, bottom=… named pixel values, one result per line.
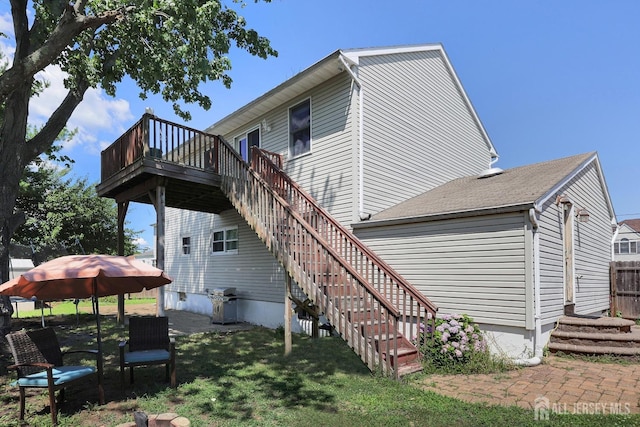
left=575, top=208, right=590, bottom=223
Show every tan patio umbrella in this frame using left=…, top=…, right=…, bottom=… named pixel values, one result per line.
left=0, top=254, right=172, bottom=381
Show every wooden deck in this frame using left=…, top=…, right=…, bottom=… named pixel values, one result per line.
left=96, top=114, right=233, bottom=214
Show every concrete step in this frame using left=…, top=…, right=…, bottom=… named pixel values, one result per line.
left=548, top=342, right=640, bottom=356
left=550, top=328, right=640, bottom=348
left=556, top=315, right=635, bottom=334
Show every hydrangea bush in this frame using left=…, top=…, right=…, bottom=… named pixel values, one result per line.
left=415, top=313, right=486, bottom=368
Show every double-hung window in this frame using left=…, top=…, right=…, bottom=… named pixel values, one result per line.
left=289, top=99, right=311, bottom=157
left=211, top=227, right=239, bottom=254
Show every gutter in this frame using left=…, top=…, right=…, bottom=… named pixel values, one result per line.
left=514, top=206, right=543, bottom=366
left=339, top=54, right=367, bottom=221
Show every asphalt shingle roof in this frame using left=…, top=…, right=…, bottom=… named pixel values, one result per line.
left=621, top=219, right=640, bottom=232
left=372, top=152, right=595, bottom=222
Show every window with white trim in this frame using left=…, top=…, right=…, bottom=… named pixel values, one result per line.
left=289, top=99, right=311, bottom=157
left=234, top=128, right=260, bottom=162
left=615, top=238, right=638, bottom=254
left=211, top=227, right=238, bottom=254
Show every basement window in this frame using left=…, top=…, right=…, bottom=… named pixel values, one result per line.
left=211, top=227, right=238, bottom=254
left=182, top=237, right=191, bottom=255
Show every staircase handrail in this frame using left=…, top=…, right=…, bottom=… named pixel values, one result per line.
left=215, top=140, right=400, bottom=317
left=251, top=148, right=438, bottom=317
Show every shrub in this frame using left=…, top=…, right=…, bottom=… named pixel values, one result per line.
left=415, top=313, right=489, bottom=371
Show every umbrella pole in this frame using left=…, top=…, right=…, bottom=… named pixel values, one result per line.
left=93, top=281, right=105, bottom=404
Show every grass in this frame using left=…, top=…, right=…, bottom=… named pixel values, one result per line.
left=14, top=297, right=156, bottom=318
left=1, top=312, right=639, bottom=426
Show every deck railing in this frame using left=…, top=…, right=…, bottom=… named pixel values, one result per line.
left=216, top=141, right=403, bottom=375
left=251, top=148, right=438, bottom=342
left=100, top=115, right=437, bottom=376
left=100, top=114, right=220, bottom=181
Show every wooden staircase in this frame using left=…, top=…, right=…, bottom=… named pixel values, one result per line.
left=549, top=316, right=640, bottom=356
left=217, top=144, right=438, bottom=378
left=98, top=115, right=438, bottom=378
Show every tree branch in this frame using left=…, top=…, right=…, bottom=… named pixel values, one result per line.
left=0, top=5, right=135, bottom=101
left=25, top=77, right=89, bottom=162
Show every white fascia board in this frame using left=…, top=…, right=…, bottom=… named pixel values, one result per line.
left=535, top=152, right=616, bottom=221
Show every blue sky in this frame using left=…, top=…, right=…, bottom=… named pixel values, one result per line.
left=2, top=1, right=640, bottom=251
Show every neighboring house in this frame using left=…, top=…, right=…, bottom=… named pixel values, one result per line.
left=613, top=219, right=640, bottom=261
left=146, top=44, right=615, bottom=360
left=9, top=258, right=34, bottom=280
left=134, top=249, right=156, bottom=266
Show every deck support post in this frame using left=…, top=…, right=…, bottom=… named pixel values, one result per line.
left=117, top=201, right=129, bottom=324
left=150, top=184, right=166, bottom=317
left=284, top=274, right=292, bottom=355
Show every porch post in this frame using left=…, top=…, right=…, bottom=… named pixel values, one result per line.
left=117, top=201, right=129, bottom=324
left=284, top=274, right=292, bottom=355
left=155, top=185, right=166, bottom=317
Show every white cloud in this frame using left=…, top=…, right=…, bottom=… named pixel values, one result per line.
left=0, top=12, right=14, bottom=36
left=28, top=64, right=135, bottom=152
left=132, top=237, right=149, bottom=250
left=0, top=10, right=134, bottom=155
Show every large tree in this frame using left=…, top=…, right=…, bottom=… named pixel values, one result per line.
left=14, top=163, right=141, bottom=262
left=0, top=0, right=276, bottom=281
left=0, top=0, right=276, bottom=329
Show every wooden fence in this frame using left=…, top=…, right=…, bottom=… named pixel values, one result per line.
left=610, top=261, right=640, bottom=319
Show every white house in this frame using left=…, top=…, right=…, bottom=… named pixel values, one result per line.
left=613, top=219, right=640, bottom=261
left=155, top=44, right=615, bottom=360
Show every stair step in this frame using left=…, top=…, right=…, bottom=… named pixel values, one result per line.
left=548, top=342, right=640, bottom=356
left=396, top=362, right=423, bottom=377
left=550, top=330, right=640, bottom=349
left=557, top=315, right=635, bottom=333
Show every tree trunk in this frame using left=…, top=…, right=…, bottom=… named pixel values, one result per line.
left=0, top=80, right=31, bottom=334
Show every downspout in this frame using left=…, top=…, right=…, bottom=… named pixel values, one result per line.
left=339, top=54, right=367, bottom=221
left=611, top=220, right=620, bottom=260
left=514, top=207, right=543, bottom=366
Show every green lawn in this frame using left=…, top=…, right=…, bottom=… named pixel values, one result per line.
left=13, top=297, right=156, bottom=318
left=0, top=313, right=638, bottom=427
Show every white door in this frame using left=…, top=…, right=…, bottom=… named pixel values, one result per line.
left=563, top=203, right=575, bottom=304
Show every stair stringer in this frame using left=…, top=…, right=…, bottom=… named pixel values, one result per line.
left=218, top=171, right=403, bottom=375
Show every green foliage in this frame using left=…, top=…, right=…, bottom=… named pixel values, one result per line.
left=417, top=313, right=513, bottom=374
left=28, top=0, right=277, bottom=120
left=12, top=164, right=140, bottom=258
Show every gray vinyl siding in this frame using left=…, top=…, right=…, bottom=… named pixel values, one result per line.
left=354, top=213, right=527, bottom=327
left=536, top=162, right=612, bottom=323
left=285, top=74, right=355, bottom=225
left=358, top=50, right=492, bottom=215
left=221, top=73, right=356, bottom=226
left=537, top=198, right=565, bottom=324
left=569, top=164, right=612, bottom=315
left=165, top=208, right=285, bottom=303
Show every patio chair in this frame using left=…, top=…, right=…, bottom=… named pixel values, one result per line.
left=5, top=327, right=104, bottom=425
left=119, top=316, right=176, bottom=388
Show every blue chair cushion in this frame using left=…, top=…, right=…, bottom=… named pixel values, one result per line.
left=124, top=349, right=170, bottom=364
left=12, top=365, right=96, bottom=387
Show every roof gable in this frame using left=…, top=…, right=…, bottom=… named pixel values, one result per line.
left=206, top=44, right=496, bottom=157
left=621, top=219, right=640, bottom=233
left=366, top=152, right=614, bottom=223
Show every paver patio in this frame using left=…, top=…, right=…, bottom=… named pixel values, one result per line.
left=422, top=355, right=640, bottom=415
